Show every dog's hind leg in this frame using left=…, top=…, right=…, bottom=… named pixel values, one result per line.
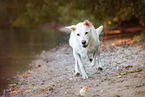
left=97, top=46, right=103, bottom=70
left=73, top=50, right=88, bottom=79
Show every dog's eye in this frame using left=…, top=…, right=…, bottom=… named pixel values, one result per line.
left=85, top=32, right=88, bottom=35
left=77, top=34, right=80, bottom=36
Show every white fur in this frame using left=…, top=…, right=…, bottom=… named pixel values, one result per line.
left=66, top=20, right=103, bottom=79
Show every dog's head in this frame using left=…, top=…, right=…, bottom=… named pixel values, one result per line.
left=66, top=20, right=103, bottom=48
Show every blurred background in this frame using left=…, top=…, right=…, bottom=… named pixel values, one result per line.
left=0, top=0, right=145, bottom=27
left=0, top=0, right=145, bottom=95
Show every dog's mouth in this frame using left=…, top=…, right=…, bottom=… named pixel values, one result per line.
left=82, top=44, right=88, bottom=48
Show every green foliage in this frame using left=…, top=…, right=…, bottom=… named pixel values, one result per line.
left=133, top=31, right=145, bottom=43
left=0, top=0, right=145, bottom=27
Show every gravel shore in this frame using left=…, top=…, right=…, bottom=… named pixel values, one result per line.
left=6, top=40, right=145, bottom=97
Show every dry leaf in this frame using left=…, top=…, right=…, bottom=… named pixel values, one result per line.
left=49, top=70, right=53, bottom=72
left=118, top=68, right=122, bottom=71
left=121, top=72, right=127, bottom=75
left=123, top=65, right=133, bottom=68
left=23, top=73, right=28, bottom=78
left=62, top=72, right=66, bottom=75
left=117, top=75, right=122, bottom=78
left=136, top=68, right=142, bottom=72
left=130, top=69, right=136, bottom=73
left=114, top=94, right=120, bottom=97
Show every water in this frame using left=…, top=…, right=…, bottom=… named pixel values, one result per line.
left=0, top=28, right=69, bottom=94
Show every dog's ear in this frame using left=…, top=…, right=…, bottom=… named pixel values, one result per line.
left=65, top=25, right=76, bottom=32
left=83, top=20, right=92, bottom=27
left=96, top=25, right=103, bottom=35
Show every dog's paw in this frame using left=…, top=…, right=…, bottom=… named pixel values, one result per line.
left=98, top=67, right=103, bottom=70
left=89, top=58, right=93, bottom=62
left=74, top=72, right=80, bottom=77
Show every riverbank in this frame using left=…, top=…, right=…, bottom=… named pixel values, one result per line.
left=4, top=38, right=145, bottom=97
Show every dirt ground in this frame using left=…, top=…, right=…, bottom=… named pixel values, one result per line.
left=4, top=37, right=145, bottom=97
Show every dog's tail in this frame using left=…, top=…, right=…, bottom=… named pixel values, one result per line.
left=95, top=25, right=103, bottom=35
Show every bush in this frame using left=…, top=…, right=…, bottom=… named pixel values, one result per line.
left=0, top=0, right=145, bottom=27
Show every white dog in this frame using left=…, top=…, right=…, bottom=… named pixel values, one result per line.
left=66, top=20, right=103, bottom=79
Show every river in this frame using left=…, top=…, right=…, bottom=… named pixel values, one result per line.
left=0, top=27, right=69, bottom=95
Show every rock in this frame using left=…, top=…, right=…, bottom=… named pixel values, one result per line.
left=38, top=64, right=41, bottom=67
left=69, top=78, right=73, bottom=80
left=124, top=85, right=129, bottom=87
left=6, top=89, right=10, bottom=92
left=42, top=80, right=46, bottom=82
left=27, top=70, right=31, bottom=74
left=25, top=90, right=31, bottom=93
left=41, top=82, right=45, bottom=85
left=33, top=87, right=38, bottom=90
left=11, top=91, right=17, bottom=94
left=98, top=67, right=103, bottom=70
left=48, top=87, right=54, bottom=91
left=100, top=90, right=104, bottom=93
left=62, top=72, right=66, bottom=75
left=43, top=56, right=46, bottom=60
left=42, top=50, right=45, bottom=54
left=117, top=75, right=122, bottom=78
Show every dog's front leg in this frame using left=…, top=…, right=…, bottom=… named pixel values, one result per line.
left=90, top=51, right=97, bottom=67
left=73, top=51, right=80, bottom=76
left=73, top=50, right=88, bottom=79
left=97, top=46, right=103, bottom=70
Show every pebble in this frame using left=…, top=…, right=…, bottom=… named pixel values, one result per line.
left=27, top=70, right=32, bottom=74
left=43, top=50, right=45, bottom=54
left=117, top=75, right=122, bottom=78
left=100, top=90, right=104, bottom=93
left=11, top=91, right=17, bottom=94
left=6, top=89, right=10, bottom=92
left=48, top=87, right=54, bottom=91
left=42, top=80, right=46, bottom=82
left=43, top=56, right=46, bottom=60
left=33, top=87, right=38, bottom=90
left=25, top=90, right=31, bottom=93
left=124, top=85, right=129, bottom=87
left=41, top=83, right=45, bottom=85
left=69, top=78, right=73, bottom=80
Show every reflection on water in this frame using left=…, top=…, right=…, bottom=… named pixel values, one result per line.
left=0, top=28, right=69, bottom=94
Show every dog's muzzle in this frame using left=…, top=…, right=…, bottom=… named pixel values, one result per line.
left=82, top=40, right=88, bottom=48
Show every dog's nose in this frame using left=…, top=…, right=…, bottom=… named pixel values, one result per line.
left=81, top=40, right=86, bottom=44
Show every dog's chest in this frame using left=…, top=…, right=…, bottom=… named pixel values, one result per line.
left=78, top=49, right=87, bottom=57
left=78, top=47, right=95, bottom=58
